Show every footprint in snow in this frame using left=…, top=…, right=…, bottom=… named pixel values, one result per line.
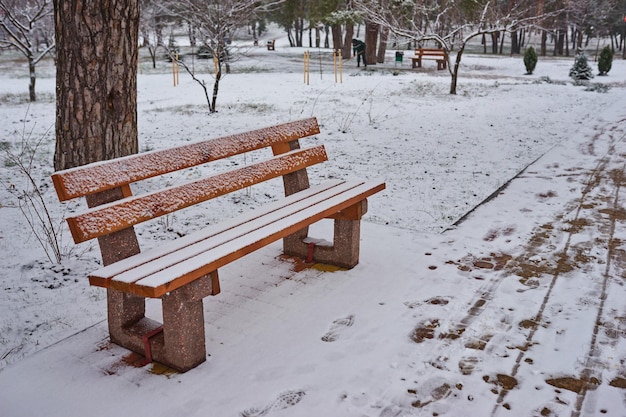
left=321, top=315, right=355, bottom=342
left=240, top=390, right=306, bottom=417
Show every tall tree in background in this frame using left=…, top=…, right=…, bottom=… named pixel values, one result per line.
left=161, top=0, right=282, bottom=113
left=53, top=0, right=139, bottom=170
left=139, top=0, right=167, bottom=69
left=0, top=0, right=55, bottom=102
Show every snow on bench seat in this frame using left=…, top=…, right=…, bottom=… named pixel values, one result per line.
left=90, top=180, right=385, bottom=298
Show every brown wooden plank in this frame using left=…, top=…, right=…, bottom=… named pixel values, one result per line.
left=67, top=146, right=328, bottom=243
left=51, top=117, right=320, bottom=201
left=106, top=181, right=385, bottom=298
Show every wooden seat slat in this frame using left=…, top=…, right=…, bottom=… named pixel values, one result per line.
left=51, top=118, right=320, bottom=201
left=107, top=180, right=385, bottom=298
left=92, top=180, right=373, bottom=286
left=66, top=146, right=328, bottom=243
left=89, top=180, right=346, bottom=282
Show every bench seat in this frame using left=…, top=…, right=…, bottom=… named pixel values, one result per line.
left=90, top=179, right=384, bottom=298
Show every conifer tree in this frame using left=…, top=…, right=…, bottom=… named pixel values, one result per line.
left=523, top=47, right=537, bottom=74
left=598, top=45, right=613, bottom=76
left=569, top=52, right=593, bottom=80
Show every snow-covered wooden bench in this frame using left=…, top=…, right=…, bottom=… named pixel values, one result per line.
left=51, top=117, right=385, bottom=372
left=411, top=48, right=447, bottom=70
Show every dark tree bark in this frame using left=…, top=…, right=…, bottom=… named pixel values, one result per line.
left=364, top=20, right=378, bottom=65
left=490, top=31, right=499, bottom=54
left=342, top=22, right=353, bottom=59
left=510, top=30, right=520, bottom=54
left=53, top=0, right=140, bottom=171
left=376, top=26, right=388, bottom=63
left=331, top=24, right=342, bottom=51
left=294, top=17, right=303, bottom=46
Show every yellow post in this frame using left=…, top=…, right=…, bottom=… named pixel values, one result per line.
left=172, top=53, right=176, bottom=86
left=175, top=52, right=179, bottom=86
left=172, top=51, right=179, bottom=87
left=338, top=49, right=343, bottom=83
left=304, top=51, right=310, bottom=85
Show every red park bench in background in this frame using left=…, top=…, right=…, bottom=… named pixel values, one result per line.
left=411, top=48, right=448, bottom=70
left=51, top=117, right=385, bottom=372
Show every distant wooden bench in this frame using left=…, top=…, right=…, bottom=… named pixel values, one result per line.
left=51, top=118, right=385, bottom=372
left=411, top=48, right=447, bottom=70
left=267, top=39, right=275, bottom=50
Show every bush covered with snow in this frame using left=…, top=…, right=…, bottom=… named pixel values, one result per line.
left=569, top=52, right=594, bottom=80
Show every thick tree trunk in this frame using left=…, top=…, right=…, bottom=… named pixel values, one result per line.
left=331, top=24, right=342, bottom=51
left=364, top=21, right=378, bottom=66
left=376, top=26, right=388, bottom=64
left=53, top=0, right=139, bottom=171
left=510, top=30, right=520, bottom=55
left=342, top=23, right=353, bottom=59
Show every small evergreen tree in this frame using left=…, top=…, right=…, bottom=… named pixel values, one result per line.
left=598, top=45, right=613, bottom=76
left=523, top=46, right=537, bottom=74
left=569, top=52, right=594, bottom=80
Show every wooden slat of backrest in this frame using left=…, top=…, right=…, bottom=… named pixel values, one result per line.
left=415, top=48, right=445, bottom=54
left=51, top=117, right=321, bottom=201
left=66, top=146, right=328, bottom=243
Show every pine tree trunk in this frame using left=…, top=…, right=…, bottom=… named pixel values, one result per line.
left=331, top=24, right=342, bottom=51
left=342, top=23, right=353, bottom=59
left=364, top=21, right=378, bottom=65
left=377, top=26, right=388, bottom=64
left=53, top=0, right=139, bottom=171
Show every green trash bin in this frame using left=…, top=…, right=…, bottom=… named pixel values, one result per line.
left=395, top=51, right=404, bottom=66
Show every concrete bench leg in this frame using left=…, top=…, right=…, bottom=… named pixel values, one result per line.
left=160, top=271, right=218, bottom=372
left=106, top=271, right=220, bottom=373
left=283, top=200, right=367, bottom=269
left=108, top=288, right=146, bottom=348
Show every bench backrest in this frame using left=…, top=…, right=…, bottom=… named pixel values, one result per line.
left=415, top=48, right=446, bottom=56
left=52, top=118, right=324, bottom=248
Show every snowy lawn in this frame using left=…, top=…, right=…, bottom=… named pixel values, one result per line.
left=1, top=41, right=626, bottom=416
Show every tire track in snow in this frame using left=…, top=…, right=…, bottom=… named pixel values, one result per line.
left=571, top=135, right=626, bottom=416
left=489, top=119, right=626, bottom=416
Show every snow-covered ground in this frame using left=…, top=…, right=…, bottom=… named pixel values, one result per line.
left=1, top=35, right=626, bottom=416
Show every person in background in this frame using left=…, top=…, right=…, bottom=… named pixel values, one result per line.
left=351, top=38, right=367, bottom=68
